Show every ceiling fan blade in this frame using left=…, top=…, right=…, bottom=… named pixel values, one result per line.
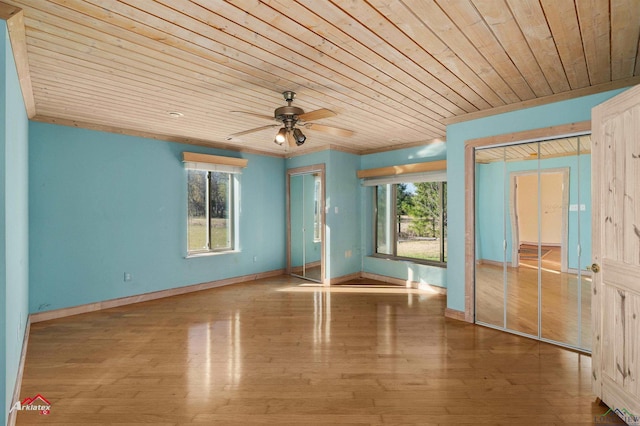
left=298, top=108, right=336, bottom=122
left=230, top=110, right=275, bottom=121
left=304, top=123, right=354, bottom=138
left=226, top=124, right=279, bottom=140
left=286, top=130, right=297, bottom=148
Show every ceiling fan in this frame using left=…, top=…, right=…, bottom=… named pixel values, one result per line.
left=226, top=91, right=354, bottom=147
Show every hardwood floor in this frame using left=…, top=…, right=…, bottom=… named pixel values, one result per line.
left=16, top=275, right=619, bottom=425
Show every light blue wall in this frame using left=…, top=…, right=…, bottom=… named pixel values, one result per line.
left=326, top=150, right=361, bottom=279
left=1, top=22, right=30, bottom=425
left=29, top=123, right=286, bottom=313
left=360, top=141, right=447, bottom=288
left=446, top=89, right=627, bottom=312
left=476, top=154, right=592, bottom=270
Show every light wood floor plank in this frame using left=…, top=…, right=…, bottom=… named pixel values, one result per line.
left=16, top=275, right=621, bottom=425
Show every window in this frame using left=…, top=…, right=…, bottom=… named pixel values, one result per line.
left=188, top=170, right=234, bottom=253
left=183, top=152, right=247, bottom=256
left=374, top=181, right=447, bottom=264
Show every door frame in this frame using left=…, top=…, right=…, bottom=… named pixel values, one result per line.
left=286, top=164, right=326, bottom=284
left=462, top=121, right=591, bottom=323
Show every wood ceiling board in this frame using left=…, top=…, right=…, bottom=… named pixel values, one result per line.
left=507, top=0, right=570, bottom=93
left=226, top=0, right=454, bottom=128
left=369, top=0, right=506, bottom=108
left=402, top=0, right=523, bottom=105
left=471, top=0, right=554, bottom=97
left=294, top=0, right=473, bottom=115
left=539, top=0, right=591, bottom=90
left=611, top=0, right=640, bottom=80
left=576, top=0, right=612, bottom=85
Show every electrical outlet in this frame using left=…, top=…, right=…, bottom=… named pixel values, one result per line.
left=124, top=272, right=132, bottom=282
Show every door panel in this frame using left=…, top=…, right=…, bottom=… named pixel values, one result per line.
left=506, top=142, right=539, bottom=337
left=578, top=137, right=592, bottom=351
left=475, top=146, right=506, bottom=327
left=287, top=166, right=325, bottom=283
left=592, top=85, right=640, bottom=419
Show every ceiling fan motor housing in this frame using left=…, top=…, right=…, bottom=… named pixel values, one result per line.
left=274, top=105, right=304, bottom=129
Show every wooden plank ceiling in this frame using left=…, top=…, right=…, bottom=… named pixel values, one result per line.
left=4, top=0, right=640, bottom=156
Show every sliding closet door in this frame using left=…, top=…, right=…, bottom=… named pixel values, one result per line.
left=290, top=174, right=305, bottom=276
left=506, top=142, right=539, bottom=337
left=535, top=136, right=592, bottom=350
left=474, top=146, right=506, bottom=328
left=577, top=135, right=592, bottom=351
left=288, top=166, right=325, bottom=284
left=475, top=135, right=592, bottom=352
left=538, top=139, right=573, bottom=344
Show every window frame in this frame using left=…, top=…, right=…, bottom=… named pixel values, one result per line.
left=373, top=180, right=447, bottom=267
left=186, top=169, right=237, bottom=256
left=182, top=152, right=246, bottom=258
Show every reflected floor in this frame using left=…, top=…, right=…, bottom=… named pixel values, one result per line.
left=476, top=262, right=592, bottom=350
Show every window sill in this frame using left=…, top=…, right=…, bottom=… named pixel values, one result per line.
left=185, top=250, right=239, bottom=259
left=369, top=254, right=446, bottom=268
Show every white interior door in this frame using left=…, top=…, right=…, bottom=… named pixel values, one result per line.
left=592, top=85, right=640, bottom=423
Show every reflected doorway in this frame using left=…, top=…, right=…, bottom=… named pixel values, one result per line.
left=510, top=169, right=568, bottom=273
left=287, top=165, right=325, bottom=283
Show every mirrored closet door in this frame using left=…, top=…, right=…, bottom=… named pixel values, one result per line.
left=287, top=165, right=325, bottom=283
left=474, top=135, right=592, bottom=352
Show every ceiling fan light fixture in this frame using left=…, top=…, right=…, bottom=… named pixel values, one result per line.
left=274, top=127, right=287, bottom=145
left=293, top=128, right=306, bottom=145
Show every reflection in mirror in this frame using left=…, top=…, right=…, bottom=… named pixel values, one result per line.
left=577, top=135, right=592, bottom=351
left=506, top=141, right=540, bottom=337
left=290, top=173, right=323, bottom=282
left=537, top=139, right=575, bottom=345
left=474, top=134, right=592, bottom=352
left=474, top=146, right=506, bottom=328
left=532, top=136, right=592, bottom=349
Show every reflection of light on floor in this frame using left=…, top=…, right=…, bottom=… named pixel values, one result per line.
left=187, top=312, right=242, bottom=395
left=519, top=263, right=594, bottom=278
left=188, top=322, right=212, bottom=396
left=520, top=262, right=561, bottom=274
left=313, top=291, right=331, bottom=352
left=227, top=311, right=242, bottom=385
